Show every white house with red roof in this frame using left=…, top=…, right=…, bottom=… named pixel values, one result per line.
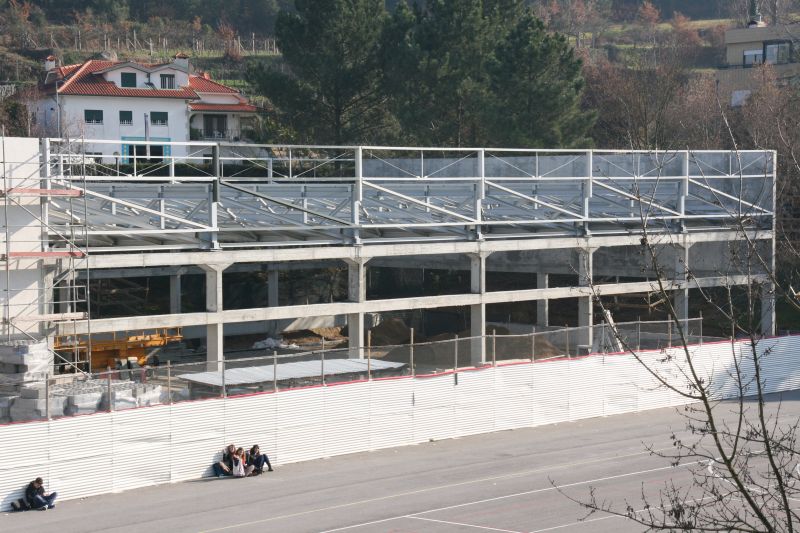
left=33, top=54, right=259, bottom=159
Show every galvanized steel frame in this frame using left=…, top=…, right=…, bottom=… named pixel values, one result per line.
left=44, top=140, right=775, bottom=254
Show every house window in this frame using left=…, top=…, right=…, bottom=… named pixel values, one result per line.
left=121, top=72, right=137, bottom=88
left=203, top=114, right=227, bottom=138
left=160, top=74, right=176, bottom=89
left=119, top=111, right=133, bottom=125
left=150, top=112, right=168, bottom=126
left=765, top=41, right=791, bottom=64
left=84, top=110, right=103, bottom=124
left=743, top=49, right=763, bottom=66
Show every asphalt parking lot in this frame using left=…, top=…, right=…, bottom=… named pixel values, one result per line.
left=5, top=390, right=798, bottom=533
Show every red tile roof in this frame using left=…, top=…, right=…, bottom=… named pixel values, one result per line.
left=189, top=103, right=258, bottom=112
left=49, top=59, right=245, bottom=99
left=189, top=76, right=239, bottom=94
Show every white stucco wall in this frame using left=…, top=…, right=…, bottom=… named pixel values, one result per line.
left=195, top=92, right=241, bottom=105
left=0, top=137, right=46, bottom=338
left=103, top=65, right=188, bottom=90
left=58, top=95, right=191, bottom=158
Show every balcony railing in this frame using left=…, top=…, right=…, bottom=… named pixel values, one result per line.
left=190, top=128, right=255, bottom=142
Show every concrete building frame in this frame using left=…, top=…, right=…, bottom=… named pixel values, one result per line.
left=5, top=139, right=777, bottom=369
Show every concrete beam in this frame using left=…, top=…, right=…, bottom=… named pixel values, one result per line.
left=84, top=261, right=343, bottom=280
left=87, top=230, right=771, bottom=270
left=58, top=274, right=763, bottom=336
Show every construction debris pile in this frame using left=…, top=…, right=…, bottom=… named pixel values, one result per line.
left=3, top=380, right=163, bottom=422
left=0, top=338, right=163, bottom=423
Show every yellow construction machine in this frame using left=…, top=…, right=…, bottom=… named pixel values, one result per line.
left=54, top=327, right=183, bottom=372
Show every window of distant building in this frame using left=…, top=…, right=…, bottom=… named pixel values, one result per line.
left=84, top=110, right=103, bottom=124
left=764, top=41, right=791, bottom=64
left=119, top=111, right=133, bottom=125
left=121, top=72, right=137, bottom=88
left=160, top=74, right=175, bottom=89
left=743, top=49, right=763, bottom=66
left=150, top=112, right=168, bottom=126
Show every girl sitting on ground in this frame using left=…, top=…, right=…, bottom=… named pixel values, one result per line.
left=231, top=447, right=254, bottom=478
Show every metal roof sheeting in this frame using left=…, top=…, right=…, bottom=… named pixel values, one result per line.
left=177, top=359, right=406, bottom=387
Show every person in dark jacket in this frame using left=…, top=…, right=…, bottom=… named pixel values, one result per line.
left=26, top=477, right=56, bottom=510
left=212, top=443, right=236, bottom=478
left=247, top=444, right=274, bottom=475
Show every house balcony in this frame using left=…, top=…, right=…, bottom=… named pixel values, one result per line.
left=190, top=128, right=256, bottom=143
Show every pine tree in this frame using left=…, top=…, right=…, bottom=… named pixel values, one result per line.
left=249, top=0, right=394, bottom=144
left=486, top=13, right=594, bottom=148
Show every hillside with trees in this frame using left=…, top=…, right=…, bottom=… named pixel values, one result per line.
left=0, top=0, right=799, bottom=148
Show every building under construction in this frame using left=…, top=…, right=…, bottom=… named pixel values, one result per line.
left=0, top=137, right=776, bottom=375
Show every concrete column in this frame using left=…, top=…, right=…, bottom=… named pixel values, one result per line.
left=577, top=249, right=594, bottom=350
left=470, top=253, right=488, bottom=364
left=200, top=264, right=229, bottom=371
left=206, top=322, right=224, bottom=372
left=169, top=274, right=182, bottom=314
left=761, top=282, right=776, bottom=337
left=673, top=245, right=690, bottom=325
left=345, top=259, right=367, bottom=358
left=267, top=268, right=279, bottom=307
left=536, top=273, right=548, bottom=328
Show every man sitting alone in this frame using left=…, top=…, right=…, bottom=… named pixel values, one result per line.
left=26, top=477, right=57, bottom=510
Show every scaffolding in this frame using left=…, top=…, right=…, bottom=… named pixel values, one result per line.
left=0, top=135, right=91, bottom=372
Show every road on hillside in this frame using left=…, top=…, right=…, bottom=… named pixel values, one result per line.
left=4, top=391, right=800, bottom=533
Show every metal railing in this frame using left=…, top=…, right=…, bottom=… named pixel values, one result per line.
left=0, top=318, right=725, bottom=425
left=44, top=140, right=776, bottom=253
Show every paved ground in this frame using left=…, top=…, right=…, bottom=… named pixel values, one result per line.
left=4, top=391, right=800, bottom=533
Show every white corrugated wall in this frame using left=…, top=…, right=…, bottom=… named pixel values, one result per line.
left=2, top=336, right=800, bottom=510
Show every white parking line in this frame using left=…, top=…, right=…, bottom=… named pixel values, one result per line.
left=528, top=514, right=621, bottom=532
left=318, top=461, right=699, bottom=533
left=409, top=515, right=524, bottom=532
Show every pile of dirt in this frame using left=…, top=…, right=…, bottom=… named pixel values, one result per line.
left=282, top=327, right=345, bottom=346
left=369, top=318, right=413, bottom=346
left=308, top=327, right=344, bottom=340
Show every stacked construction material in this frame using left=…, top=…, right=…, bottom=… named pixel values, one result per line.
left=7, top=380, right=163, bottom=421
left=62, top=383, right=105, bottom=416
left=0, top=340, right=52, bottom=384
left=0, top=395, right=13, bottom=424
left=9, top=385, right=67, bottom=421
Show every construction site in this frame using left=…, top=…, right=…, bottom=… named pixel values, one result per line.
left=0, top=137, right=777, bottom=422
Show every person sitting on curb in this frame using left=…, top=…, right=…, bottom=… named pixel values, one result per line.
left=247, top=444, right=274, bottom=475
left=13, top=477, right=57, bottom=511
left=212, top=443, right=236, bottom=478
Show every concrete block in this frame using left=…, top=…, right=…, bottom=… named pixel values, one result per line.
left=20, top=386, right=46, bottom=399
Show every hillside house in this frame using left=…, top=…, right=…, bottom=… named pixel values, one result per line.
left=716, top=21, right=800, bottom=105
left=32, top=54, right=260, bottom=159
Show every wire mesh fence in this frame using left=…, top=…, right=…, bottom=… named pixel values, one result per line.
left=0, top=318, right=725, bottom=424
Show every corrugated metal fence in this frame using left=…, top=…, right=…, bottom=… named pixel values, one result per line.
left=1, top=336, right=799, bottom=510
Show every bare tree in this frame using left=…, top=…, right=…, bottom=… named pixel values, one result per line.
left=555, top=96, right=800, bottom=529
